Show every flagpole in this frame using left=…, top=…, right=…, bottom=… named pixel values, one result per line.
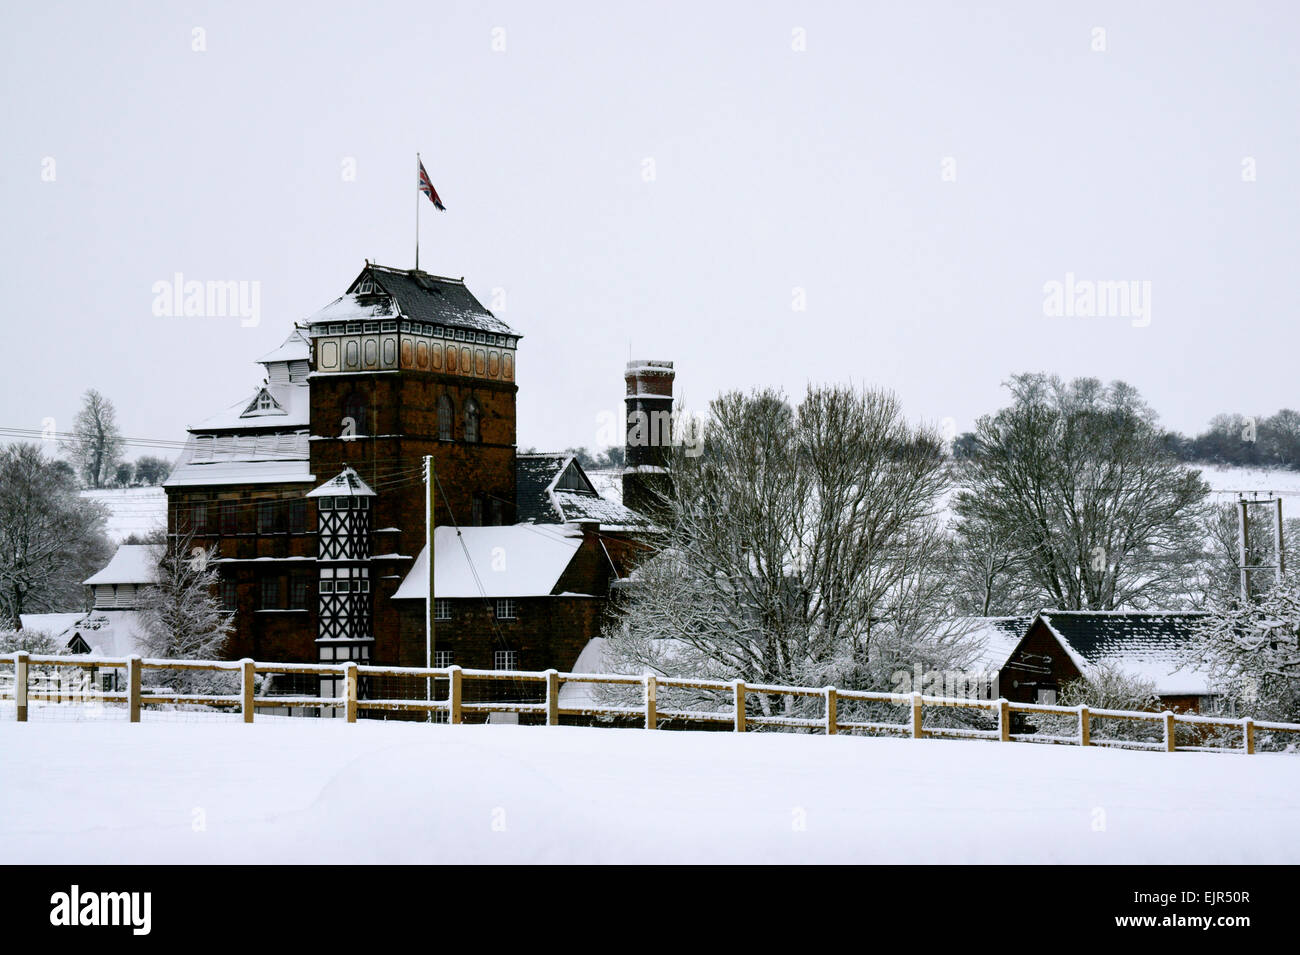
left=415, top=152, right=420, bottom=271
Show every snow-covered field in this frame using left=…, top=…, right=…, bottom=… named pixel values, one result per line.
left=1, top=718, right=1296, bottom=864
left=80, top=487, right=167, bottom=542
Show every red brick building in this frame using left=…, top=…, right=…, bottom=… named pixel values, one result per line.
left=161, top=262, right=655, bottom=697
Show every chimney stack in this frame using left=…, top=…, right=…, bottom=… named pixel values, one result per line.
left=622, top=360, right=674, bottom=516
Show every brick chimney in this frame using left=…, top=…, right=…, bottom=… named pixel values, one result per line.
left=622, top=360, right=674, bottom=516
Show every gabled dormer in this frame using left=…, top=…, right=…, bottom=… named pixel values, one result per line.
left=241, top=387, right=286, bottom=418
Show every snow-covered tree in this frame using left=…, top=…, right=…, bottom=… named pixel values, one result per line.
left=63, top=389, right=124, bottom=489
left=0, top=628, right=68, bottom=655
left=1185, top=572, right=1300, bottom=722
left=954, top=375, right=1210, bottom=610
left=137, top=532, right=232, bottom=689
left=0, top=443, right=112, bottom=628
left=1058, top=661, right=1161, bottom=712
left=606, top=385, right=975, bottom=695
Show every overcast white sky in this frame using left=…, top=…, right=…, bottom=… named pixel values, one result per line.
left=3, top=1, right=1298, bottom=456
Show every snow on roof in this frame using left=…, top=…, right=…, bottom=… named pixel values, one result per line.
left=18, top=613, right=88, bottom=639
left=164, top=431, right=312, bottom=488
left=307, top=467, right=376, bottom=498
left=301, top=292, right=400, bottom=326
left=955, top=616, right=1034, bottom=671
left=557, top=637, right=612, bottom=708
left=257, top=329, right=311, bottom=365
left=67, top=611, right=148, bottom=658
left=1036, top=610, right=1213, bottom=696
left=392, top=524, right=583, bottom=600
left=191, top=381, right=310, bottom=431
left=516, top=454, right=646, bottom=528
left=84, top=545, right=157, bottom=586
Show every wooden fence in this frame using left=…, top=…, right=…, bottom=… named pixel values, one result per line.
left=2, top=650, right=1299, bottom=755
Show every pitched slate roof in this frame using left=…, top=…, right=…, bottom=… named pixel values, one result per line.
left=516, top=454, right=572, bottom=523
left=516, top=454, right=646, bottom=528
left=1036, top=611, right=1212, bottom=696
left=302, top=264, right=517, bottom=337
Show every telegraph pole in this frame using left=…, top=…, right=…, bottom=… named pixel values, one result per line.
left=425, top=454, right=436, bottom=716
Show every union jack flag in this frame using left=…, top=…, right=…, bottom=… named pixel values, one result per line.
left=418, top=159, right=446, bottom=211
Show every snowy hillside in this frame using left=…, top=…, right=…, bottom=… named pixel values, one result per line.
left=79, top=487, right=167, bottom=542
left=1197, top=464, right=1300, bottom=509
left=1, top=718, right=1296, bottom=863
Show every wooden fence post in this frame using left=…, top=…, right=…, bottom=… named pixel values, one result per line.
left=14, top=651, right=28, bottom=723
left=546, top=669, right=559, bottom=726
left=645, top=675, right=657, bottom=729
left=127, top=655, right=142, bottom=723
left=448, top=665, right=462, bottom=724
left=1164, top=711, right=1176, bottom=752
left=825, top=687, right=837, bottom=735
left=344, top=662, right=358, bottom=723
left=1079, top=705, right=1090, bottom=747
left=911, top=692, right=924, bottom=739
left=1243, top=718, right=1255, bottom=755
left=998, top=699, right=1010, bottom=742
left=241, top=659, right=255, bottom=723
left=734, top=681, right=746, bottom=733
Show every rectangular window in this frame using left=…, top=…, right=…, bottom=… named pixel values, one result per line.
left=288, top=499, right=307, bottom=533
left=494, top=650, right=518, bottom=671
left=434, top=598, right=451, bottom=620
left=495, top=598, right=516, bottom=621
left=257, top=500, right=286, bottom=534
left=220, top=580, right=237, bottom=612
left=434, top=650, right=455, bottom=668
left=191, top=503, right=208, bottom=534
left=260, top=577, right=280, bottom=610
left=289, top=576, right=309, bottom=610
left=220, top=502, right=237, bottom=535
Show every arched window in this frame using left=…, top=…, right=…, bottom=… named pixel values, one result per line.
left=343, top=392, right=367, bottom=436
left=438, top=395, right=454, bottom=441
left=464, top=398, right=481, bottom=443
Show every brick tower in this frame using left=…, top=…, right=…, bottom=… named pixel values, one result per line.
left=621, top=359, right=675, bottom=515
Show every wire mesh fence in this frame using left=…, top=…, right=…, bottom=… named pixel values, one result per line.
left=3, top=651, right=1298, bottom=756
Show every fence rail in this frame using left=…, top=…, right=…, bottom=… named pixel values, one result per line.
left=2, top=651, right=1298, bottom=756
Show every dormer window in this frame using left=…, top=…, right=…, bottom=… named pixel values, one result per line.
left=241, top=387, right=284, bottom=418
left=356, top=277, right=376, bottom=294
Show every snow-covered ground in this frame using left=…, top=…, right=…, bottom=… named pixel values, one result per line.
left=80, top=487, right=167, bottom=542
left=1, top=718, right=1296, bottom=864
left=1198, top=464, right=1300, bottom=509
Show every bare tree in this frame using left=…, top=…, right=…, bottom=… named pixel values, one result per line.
left=947, top=515, right=1043, bottom=616
left=606, top=385, right=974, bottom=693
left=63, top=389, right=124, bottom=489
left=0, top=443, right=112, bottom=628
left=954, top=375, right=1210, bottom=610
